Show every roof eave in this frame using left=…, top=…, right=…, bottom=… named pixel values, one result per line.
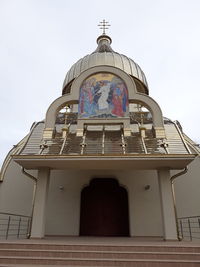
left=12, top=154, right=196, bottom=170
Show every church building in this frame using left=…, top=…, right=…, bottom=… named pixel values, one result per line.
left=0, top=23, right=199, bottom=241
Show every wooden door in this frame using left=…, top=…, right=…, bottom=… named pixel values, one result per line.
left=80, top=178, right=129, bottom=236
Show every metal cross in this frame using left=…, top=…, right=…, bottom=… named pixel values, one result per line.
left=98, top=19, right=110, bottom=35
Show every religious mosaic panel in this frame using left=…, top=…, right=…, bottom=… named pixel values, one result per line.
left=78, top=73, right=129, bottom=118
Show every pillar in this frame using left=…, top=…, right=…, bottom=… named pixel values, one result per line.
left=157, top=169, right=178, bottom=241
left=31, top=168, right=50, bottom=238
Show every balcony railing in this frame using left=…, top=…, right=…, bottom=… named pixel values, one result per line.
left=178, top=215, right=200, bottom=241
left=0, top=212, right=31, bottom=239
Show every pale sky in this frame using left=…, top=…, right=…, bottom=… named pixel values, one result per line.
left=0, top=0, right=200, bottom=166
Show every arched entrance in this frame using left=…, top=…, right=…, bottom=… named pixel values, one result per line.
left=80, top=178, right=129, bottom=236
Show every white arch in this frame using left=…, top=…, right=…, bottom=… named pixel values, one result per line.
left=43, top=66, right=165, bottom=138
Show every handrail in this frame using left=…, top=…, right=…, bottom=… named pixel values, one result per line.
left=80, top=125, right=87, bottom=155
left=0, top=212, right=31, bottom=218
left=177, top=215, right=200, bottom=241
left=183, top=134, right=200, bottom=155
left=102, top=125, right=105, bottom=155
left=178, top=215, right=200, bottom=220
left=129, top=118, right=148, bottom=154
left=120, top=125, right=126, bottom=154
left=0, top=212, right=31, bottom=239
left=59, top=123, right=71, bottom=155
left=173, top=121, right=192, bottom=154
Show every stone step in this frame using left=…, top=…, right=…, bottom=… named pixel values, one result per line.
left=1, top=243, right=200, bottom=253
left=1, top=248, right=200, bottom=260
left=0, top=266, right=90, bottom=267
left=0, top=256, right=200, bottom=266
left=1, top=240, right=200, bottom=266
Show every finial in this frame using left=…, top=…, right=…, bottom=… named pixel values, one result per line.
left=98, top=19, right=110, bottom=35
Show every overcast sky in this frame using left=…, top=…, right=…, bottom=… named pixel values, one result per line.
left=0, top=0, right=200, bottom=166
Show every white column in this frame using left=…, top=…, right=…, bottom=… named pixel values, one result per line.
left=31, top=168, right=50, bottom=238
left=158, top=169, right=178, bottom=241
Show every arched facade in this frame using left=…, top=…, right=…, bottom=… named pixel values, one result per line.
left=44, top=66, right=165, bottom=139
left=0, top=33, right=197, bottom=242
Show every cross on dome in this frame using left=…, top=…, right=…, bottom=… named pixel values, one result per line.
left=98, top=19, right=110, bottom=35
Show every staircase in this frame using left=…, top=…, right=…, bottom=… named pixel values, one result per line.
left=0, top=239, right=200, bottom=266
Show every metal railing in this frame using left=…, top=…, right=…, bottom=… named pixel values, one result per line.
left=0, top=212, right=31, bottom=239
left=178, top=215, right=200, bottom=241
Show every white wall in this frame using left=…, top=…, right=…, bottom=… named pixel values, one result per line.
left=174, top=156, right=200, bottom=218
left=0, top=160, right=34, bottom=216
left=45, top=169, right=163, bottom=237
left=118, top=170, right=163, bottom=237
left=45, top=170, right=88, bottom=236
left=1, top=156, right=199, bottom=238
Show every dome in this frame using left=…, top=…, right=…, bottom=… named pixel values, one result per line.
left=62, top=35, right=148, bottom=95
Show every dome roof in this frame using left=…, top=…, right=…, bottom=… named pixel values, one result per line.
left=62, top=35, right=148, bottom=95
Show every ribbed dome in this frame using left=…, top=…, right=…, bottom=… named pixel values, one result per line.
left=62, top=35, right=148, bottom=95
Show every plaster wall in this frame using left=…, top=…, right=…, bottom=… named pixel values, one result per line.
left=45, top=169, right=163, bottom=237
left=0, top=160, right=34, bottom=216
left=174, top=156, right=200, bottom=218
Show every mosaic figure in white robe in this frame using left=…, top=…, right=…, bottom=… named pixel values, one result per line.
left=98, top=83, right=111, bottom=110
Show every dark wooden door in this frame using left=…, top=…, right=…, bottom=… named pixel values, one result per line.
left=80, top=178, right=129, bottom=236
